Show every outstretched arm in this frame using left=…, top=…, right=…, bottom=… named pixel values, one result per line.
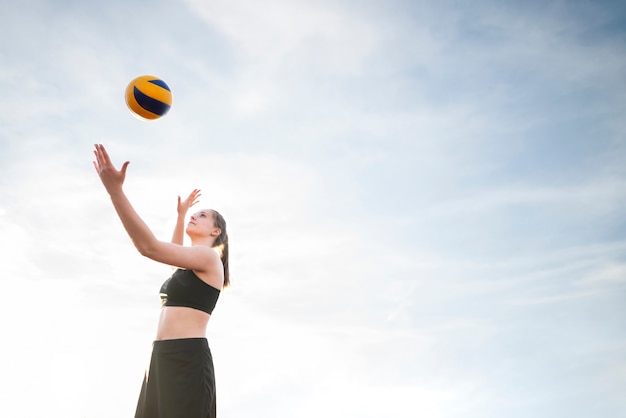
left=172, top=189, right=201, bottom=245
left=92, top=144, right=216, bottom=272
left=92, top=143, right=156, bottom=254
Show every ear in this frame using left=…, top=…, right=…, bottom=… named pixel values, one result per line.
left=211, top=227, right=221, bottom=238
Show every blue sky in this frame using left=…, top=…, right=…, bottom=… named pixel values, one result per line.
left=0, top=0, right=625, bottom=417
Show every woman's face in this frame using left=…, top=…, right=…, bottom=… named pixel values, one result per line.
left=187, top=210, right=220, bottom=237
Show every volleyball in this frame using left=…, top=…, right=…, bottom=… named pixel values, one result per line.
left=125, top=75, right=172, bottom=120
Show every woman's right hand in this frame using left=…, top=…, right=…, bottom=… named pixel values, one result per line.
left=93, top=143, right=130, bottom=196
left=177, top=189, right=201, bottom=217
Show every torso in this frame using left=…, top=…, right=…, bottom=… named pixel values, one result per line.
left=156, top=267, right=222, bottom=341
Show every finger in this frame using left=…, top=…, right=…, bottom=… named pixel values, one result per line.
left=120, top=161, right=130, bottom=176
left=93, top=150, right=102, bottom=171
left=94, top=145, right=106, bottom=168
left=99, top=144, right=112, bottom=164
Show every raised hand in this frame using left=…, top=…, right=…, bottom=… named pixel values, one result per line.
left=172, top=188, right=201, bottom=245
left=177, top=189, right=201, bottom=217
left=93, top=143, right=130, bottom=196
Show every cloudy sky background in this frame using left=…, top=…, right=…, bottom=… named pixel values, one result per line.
left=1, top=0, right=625, bottom=417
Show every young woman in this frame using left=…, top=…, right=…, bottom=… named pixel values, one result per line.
left=92, top=143, right=229, bottom=418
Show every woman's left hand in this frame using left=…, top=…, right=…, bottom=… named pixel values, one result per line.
left=177, top=189, right=201, bottom=217
left=92, top=143, right=130, bottom=196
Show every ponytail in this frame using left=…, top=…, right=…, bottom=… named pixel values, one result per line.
left=211, top=210, right=230, bottom=287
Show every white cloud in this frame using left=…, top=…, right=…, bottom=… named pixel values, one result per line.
left=184, top=0, right=378, bottom=72
left=422, top=177, right=626, bottom=220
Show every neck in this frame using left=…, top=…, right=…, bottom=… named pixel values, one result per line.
left=190, top=236, right=215, bottom=247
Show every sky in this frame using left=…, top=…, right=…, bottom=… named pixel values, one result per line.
left=0, top=0, right=625, bottom=417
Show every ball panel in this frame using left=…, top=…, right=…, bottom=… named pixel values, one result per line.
left=147, top=78, right=171, bottom=92
left=133, top=86, right=171, bottom=117
left=125, top=83, right=157, bottom=119
left=134, top=78, right=172, bottom=106
left=129, top=101, right=160, bottom=119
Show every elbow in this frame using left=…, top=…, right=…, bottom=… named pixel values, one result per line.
left=135, top=240, right=158, bottom=259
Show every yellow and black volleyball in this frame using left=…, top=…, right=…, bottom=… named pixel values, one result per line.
left=125, top=75, right=172, bottom=120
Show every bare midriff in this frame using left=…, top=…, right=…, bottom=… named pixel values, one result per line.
left=156, top=306, right=210, bottom=340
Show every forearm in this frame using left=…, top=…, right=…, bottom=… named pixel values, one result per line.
left=171, top=215, right=185, bottom=245
left=109, top=190, right=159, bottom=255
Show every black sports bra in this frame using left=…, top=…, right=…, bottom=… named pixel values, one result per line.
left=160, top=269, right=221, bottom=315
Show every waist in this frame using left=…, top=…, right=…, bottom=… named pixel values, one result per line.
left=151, top=337, right=209, bottom=352
left=156, top=306, right=210, bottom=341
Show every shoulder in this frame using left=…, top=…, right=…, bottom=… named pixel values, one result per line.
left=190, top=245, right=221, bottom=268
left=191, top=246, right=224, bottom=288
